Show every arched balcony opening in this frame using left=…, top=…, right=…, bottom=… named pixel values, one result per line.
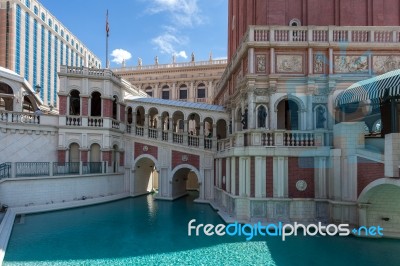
left=148, top=107, right=159, bottom=128
left=173, top=111, right=184, bottom=133
left=22, top=96, right=34, bottom=113
left=135, top=106, right=145, bottom=126
left=161, top=111, right=170, bottom=131
left=112, top=95, right=118, bottom=120
left=127, top=107, right=133, bottom=124
left=276, top=99, right=299, bottom=130
left=90, top=91, right=102, bottom=117
left=187, top=113, right=200, bottom=136
left=216, top=119, right=227, bottom=139
left=69, top=90, right=80, bottom=115
left=0, top=82, right=14, bottom=111
left=204, top=117, right=213, bottom=138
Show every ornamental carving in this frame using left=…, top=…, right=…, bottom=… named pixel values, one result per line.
left=334, top=55, right=368, bottom=73
left=256, top=55, right=266, bottom=73
left=373, top=55, right=400, bottom=74
left=254, top=88, right=268, bottom=96
left=143, top=146, right=148, bottom=152
left=182, top=155, right=188, bottom=162
left=313, top=54, right=325, bottom=73
left=296, top=180, right=307, bottom=191
left=312, top=96, right=328, bottom=104
left=276, top=55, right=303, bottom=73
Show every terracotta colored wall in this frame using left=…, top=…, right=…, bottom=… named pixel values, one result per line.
left=250, top=157, right=255, bottom=197
left=228, top=0, right=400, bottom=59
left=102, top=151, right=112, bottom=166
left=81, top=97, right=88, bottom=116
left=57, top=150, right=66, bottom=163
left=120, top=105, right=125, bottom=122
left=266, top=157, right=273, bottom=197
left=134, top=142, right=158, bottom=160
left=288, top=157, right=315, bottom=198
left=102, top=99, right=113, bottom=118
left=81, top=151, right=88, bottom=163
left=357, top=157, right=384, bottom=196
left=172, top=150, right=199, bottom=170
left=59, top=96, right=67, bottom=115
left=120, top=151, right=125, bottom=166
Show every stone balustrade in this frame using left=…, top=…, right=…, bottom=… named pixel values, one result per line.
left=217, top=129, right=330, bottom=152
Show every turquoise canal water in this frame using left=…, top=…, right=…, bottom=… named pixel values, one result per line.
left=4, top=193, right=400, bottom=265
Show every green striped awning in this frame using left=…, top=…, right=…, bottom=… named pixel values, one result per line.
left=336, top=69, right=400, bottom=107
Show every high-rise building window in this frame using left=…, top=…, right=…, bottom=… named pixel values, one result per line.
left=54, top=37, right=58, bottom=106
left=55, top=24, right=58, bottom=33
left=60, top=42, right=64, bottom=65
left=33, top=5, right=38, bottom=15
left=40, top=25, right=45, bottom=100
left=48, top=19, right=52, bottom=28
left=145, top=87, right=153, bottom=97
left=61, top=30, right=64, bottom=38
left=25, top=0, right=30, bottom=8
left=24, top=11, right=30, bottom=81
left=66, top=47, right=69, bottom=66
left=15, top=5, right=21, bottom=74
left=47, top=30, right=52, bottom=104
left=41, top=12, right=45, bottom=21
left=71, top=50, right=74, bottom=66
left=33, top=19, right=38, bottom=87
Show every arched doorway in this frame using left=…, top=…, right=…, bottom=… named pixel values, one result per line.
left=216, top=119, right=227, bottom=139
left=89, top=143, right=102, bottom=173
left=171, top=166, right=200, bottom=200
left=277, top=99, right=299, bottom=130
left=358, top=182, right=400, bottom=232
left=134, top=157, right=158, bottom=196
left=0, top=82, right=14, bottom=111
left=90, top=91, right=102, bottom=116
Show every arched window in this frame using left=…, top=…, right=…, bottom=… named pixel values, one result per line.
left=277, top=99, right=299, bottom=130
left=162, top=85, right=170, bottom=100
left=145, top=86, right=153, bottom=97
left=69, top=143, right=80, bottom=163
left=90, top=91, right=101, bottom=116
left=197, top=83, right=206, bottom=101
left=289, top=18, right=301, bottom=26
left=90, top=143, right=101, bottom=162
left=179, top=84, right=187, bottom=101
left=127, top=107, right=133, bottom=124
left=0, top=82, right=14, bottom=111
left=69, top=90, right=80, bottom=115
left=112, top=95, right=118, bottom=120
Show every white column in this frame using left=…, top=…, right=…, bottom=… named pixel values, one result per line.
left=218, top=158, right=222, bottom=188
left=255, top=156, right=266, bottom=197
left=249, top=48, right=254, bottom=74
left=239, top=157, right=250, bottom=196
left=230, top=157, right=236, bottom=195
left=315, top=157, right=327, bottom=199
left=307, top=94, right=313, bottom=130
left=226, top=158, right=231, bottom=193
left=273, top=157, right=288, bottom=197
left=270, top=48, right=275, bottom=74
left=248, top=88, right=255, bottom=129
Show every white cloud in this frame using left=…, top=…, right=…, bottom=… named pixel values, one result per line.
left=110, top=49, right=132, bottom=64
left=175, top=51, right=188, bottom=59
left=148, top=0, right=203, bottom=27
left=151, top=30, right=188, bottom=58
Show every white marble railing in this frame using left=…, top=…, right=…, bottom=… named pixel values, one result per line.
left=217, top=129, right=329, bottom=152
left=0, top=110, right=58, bottom=126
left=60, top=66, right=122, bottom=84
left=111, top=59, right=227, bottom=72
left=215, top=25, right=400, bottom=98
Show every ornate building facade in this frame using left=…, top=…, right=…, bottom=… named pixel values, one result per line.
left=112, top=57, right=227, bottom=104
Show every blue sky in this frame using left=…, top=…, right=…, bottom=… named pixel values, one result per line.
left=39, top=0, right=228, bottom=68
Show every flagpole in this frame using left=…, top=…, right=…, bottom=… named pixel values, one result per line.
left=106, top=9, right=109, bottom=69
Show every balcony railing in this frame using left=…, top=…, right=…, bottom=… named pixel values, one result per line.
left=88, top=117, right=103, bottom=127
left=16, top=162, right=50, bottom=177
left=66, top=116, right=82, bottom=126
left=0, top=162, right=11, bottom=179
left=82, top=162, right=103, bottom=174
left=112, top=119, right=120, bottom=129
left=162, top=131, right=168, bottom=141
left=149, top=128, right=158, bottom=139
left=53, top=162, right=80, bottom=176
left=217, top=130, right=329, bottom=152
left=173, top=133, right=184, bottom=144
left=136, top=126, right=144, bottom=136
left=188, top=135, right=199, bottom=147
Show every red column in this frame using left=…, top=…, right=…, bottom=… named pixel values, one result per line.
left=103, top=98, right=113, bottom=118
left=119, top=151, right=125, bottom=166
left=120, top=105, right=125, bottom=122
left=102, top=151, right=112, bottom=166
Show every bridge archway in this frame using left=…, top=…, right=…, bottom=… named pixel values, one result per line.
left=358, top=178, right=400, bottom=232
left=133, top=155, right=158, bottom=196
left=170, top=164, right=202, bottom=200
